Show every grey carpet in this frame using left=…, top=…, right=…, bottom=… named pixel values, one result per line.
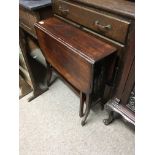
left=19, top=79, right=135, bottom=155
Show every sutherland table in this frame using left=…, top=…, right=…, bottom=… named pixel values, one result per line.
left=35, top=17, right=117, bottom=125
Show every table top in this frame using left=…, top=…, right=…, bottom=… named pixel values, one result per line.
left=35, top=17, right=116, bottom=63
left=19, top=0, right=52, bottom=11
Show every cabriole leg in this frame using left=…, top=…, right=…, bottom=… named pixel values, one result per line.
left=46, top=60, right=52, bottom=87
left=81, top=94, right=91, bottom=126
left=79, top=92, right=85, bottom=117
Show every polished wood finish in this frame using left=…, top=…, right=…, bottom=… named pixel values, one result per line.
left=114, top=27, right=135, bottom=100
left=35, top=17, right=116, bottom=92
left=35, top=17, right=117, bottom=125
left=103, top=98, right=135, bottom=126
left=53, top=0, right=130, bottom=43
left=71, top=0, right=135, bottom=18
left=121, top=58, right=135, bottom=105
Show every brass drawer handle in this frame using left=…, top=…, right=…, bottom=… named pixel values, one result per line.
left=94, top=20, right=111, bottom=31
left=59, top=6, right=69, bottom=16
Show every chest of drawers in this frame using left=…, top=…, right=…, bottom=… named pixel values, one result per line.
left=53, top=0, right=130, bottom=44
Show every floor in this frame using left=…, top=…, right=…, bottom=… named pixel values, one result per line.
left=19, top=79, right=135, bottom=155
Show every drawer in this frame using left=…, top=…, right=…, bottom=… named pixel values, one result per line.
left=19, top=7, right=38, bottom=36
left=53, top=0, right=130, bottom=44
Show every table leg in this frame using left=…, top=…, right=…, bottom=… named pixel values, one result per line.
left=81, top=94, right=91, bottom=126
left=46, top=60, right=52, bottom=87
left=79, top=92, right=85, bottom=117
left=19, top=28, right=48, bottom=102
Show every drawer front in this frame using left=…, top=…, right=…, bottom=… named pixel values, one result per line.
left=19, top=7, right=38, bottom=36
left=54, top=0, right=130, bottom=43
left=36, top=28, right=93, bottom=93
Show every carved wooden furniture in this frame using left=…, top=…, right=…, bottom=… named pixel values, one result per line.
left=35, top=17, right=117, bottom=125
left=19, top=0, right=52, bottom=101
left=104, top=58, right=135, bottom=126
left=102, top=1, right=135, bottom=126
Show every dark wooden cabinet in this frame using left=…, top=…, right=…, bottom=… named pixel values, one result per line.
left=19, top=0, right=53, bottom=101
